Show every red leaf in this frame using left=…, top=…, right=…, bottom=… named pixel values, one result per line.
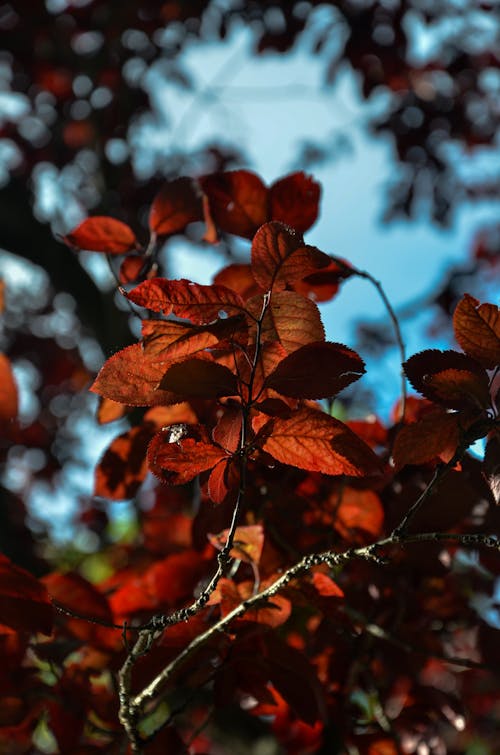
left=0, top=554, right=53, bottom=636
left=159, top=358, right=239, bottom=398
left=453, top=294, right=500, bottom=369
left=212, top=405, right=242, bottom=453
left=403, top=349, right=490, bottom=409
left=148, top=424, right=228, bottom=485
left=251, top=221, right=330, bottom=292
left=90, top=343, right=185, bottom=406
left=260, top=406, right=382, bottom=477
left=43, top=572, right=119, bottom=650
left=312, top=571, right=344, bottom=598
left=269, top=172, right=321, bottom=233
left=64, top=216, right=137, bottom=254
left=207, top=458, right=235, bottom=504
left=333, top=487, right=384, bottom=540
left=393, top=408, right=461, bottom=470
left=265, top=341, right=365, bottom=399
left=0, top=353, right=18, bottom=426
left=210, top=578, right=292, bottom=628
left=200, top=170, right=268, bottom=238
left=94, top=425, right=154, bottom=500
left=149, top=176, right=203, bottom=235
left=127, top=278, right=245, bottom=323
left=142, top=315, right=246, bottom=359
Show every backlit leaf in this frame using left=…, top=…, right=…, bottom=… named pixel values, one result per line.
left=96, top=396, right=127, bottom=424
left=265, top=341, right=365, bottom=398
left=333, top=487, right=384, bottom=539
left=403, top=349, right=490, bottom=409
left=213, top=263, right=261, bottom=301
left=293, top=258, right=354, bottom=302
left=269, top=171, right=321, bottom=233
left=453, top=294, right=500, bottom=369
left=148, top=424, right=228, bottom=485
left=0, top=353, right=18, bottom=426
left=312, top=572, right=344, bottom=598
left=261, top=406, right=382, bottom=477
left=392, top=409, right=460, bottom=470
left=208, top=525, right=264, bottom=565
left=142, top=315, right=246, bottom=359
left=127, top=278, right=245, bottom=323
left=251, top=221, right=330, bottom=292
left=200, top=170, right=268, bottom=238
left=212, top=406, right=242, bottom=453
left=64, top=217, right=137, bottom=254
left=149, top=176, right=203, bottom=235
left=159, top=358, right=239, bottom=398
left=250, top=290, right=324, bottom=353
left=0, top=554, right=53, bottom=636
left=90, top=343, right=185, bottom=406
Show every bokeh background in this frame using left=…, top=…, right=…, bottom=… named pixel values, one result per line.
left=0, top=1, right=498, bottom=556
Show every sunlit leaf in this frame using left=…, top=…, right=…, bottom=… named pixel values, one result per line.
left=64, top=216, right=137, bottom=254
left=127, top=278, right=245, bottom=323
left=90, top=343, right=185, bottom=406
left=333, top=487, right=384, bottom=540
left=94, top=425, right=154, bottom=500
left=260, top=406, right=382, bottom=477
left=0, top=353, right=18, bottom=426
left=251, top=221, right=330, bottom=292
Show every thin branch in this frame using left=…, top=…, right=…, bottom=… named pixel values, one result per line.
left=354, top=268, right=407, bottom=421
left=131, top=530, right=499, bottom=715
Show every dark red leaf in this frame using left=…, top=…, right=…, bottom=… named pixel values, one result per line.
left=149, top=176, right=203, bottom=235
left=333, top=487, right=384, bottom=540
left=200, top=170, right=268, bottom=238
left=265, top=341, right=365, bottom=398
left=312, top=572, right=344, bottom=598
left=484, top=431, right=500, bottom=505
left=293, top=258, right=354, bottom=302
left=392, top=409, right=460, bottom=470
left=0, top=554, right=53, bottom=636
left=212, top=405, right=242, bottom=453
left=269, top=172, right=321, bottom=233
left=94, top=425, right=155, bottom=500
left=453, top=294, right=500, bottom=369
left=148, top=424, right=228, bottom=485
left=64, top=217, right=137, bottom=254
left=159, top=358, right=239, bottom=398
left=403, top=349, right=491, bottom=409
left=213, top=263, right=261, bottom=301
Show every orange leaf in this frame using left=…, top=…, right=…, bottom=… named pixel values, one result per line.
left=249, top=290, right=324, bottom=354
left=392, top=409, right=460, bottom=470
left=269, top=171, right=321, bottom=233
left=0, top=353, right=18, bottom=426
left=208, top=525, right=264, bottom=565
left=149, top=176, right=203, bottom=235
left=90, top=343, right=185, bottom=406
left=213, top=263, right=261, bottom=301
left=212, top=405, right=242, bottom=453
left=403, top=349, right=490, bottom=409
left=148, top=424, right=228, bottom=485
left=312, top=572, right=344, bottom=598
left=159, top=358, right=239, bottom=398
left=96, top=396, right=127, bottom=424
left=453, top=294, right=500, bottom=369
left=265, top=341, right=365, bottom=399
left=333, top=487, right=384, bottom=540
left=200, top=170, right=268, bottom=238
left=261, top=406, right=382, bottom=477
left=127, top=278, right=245, bottom=323
left=64, top=216, right=137, bottom=254
left=0, top=554, right=53, bottom=636
left=251, top=221, right=330, bottom=292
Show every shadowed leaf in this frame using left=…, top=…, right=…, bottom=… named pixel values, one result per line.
left=0, top=554, right=53, bottom=636
left=159, top=358, right=238, bottom=398
left=149, top=176, right=203, bottom=235
left=200, top=170, right=268, bottom=238
left=403, top=349, right=490, bottom=409
left=269, top=172, right=321, bottom=233
left=453, top=294, right=500, bottom=369
left=148, top=424, right=228, bottom=485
